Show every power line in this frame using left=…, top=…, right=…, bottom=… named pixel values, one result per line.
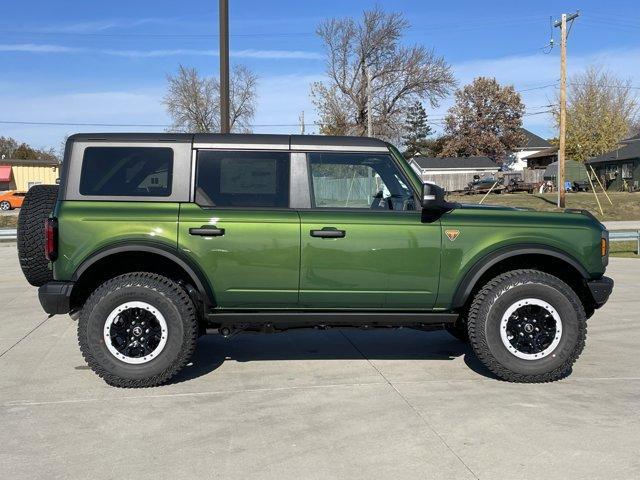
left=0, top=120, right=327, bottom=128
left=0, top=16, right=550, bottom=39
left=0, top=30, right=316, bottom=39
left=517, top=82, right=558, bottom=92
left=568, top=82, right=640, bottom=90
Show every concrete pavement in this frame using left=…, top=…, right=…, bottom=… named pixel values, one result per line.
left=1, top=243, right=639, bottom=479
left=604, top=220, right=640, bottom=230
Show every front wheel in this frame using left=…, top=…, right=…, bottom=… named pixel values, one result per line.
left=78, top=273, right=199, bottom=388
left=468, top=269, right=586, bottom=383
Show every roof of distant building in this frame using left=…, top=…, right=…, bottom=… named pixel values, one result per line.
left=587, top=141, right=640, bottom=164
left=411, top=156, right=498, bottom=170
left=519, top=128, right=552, bottom=149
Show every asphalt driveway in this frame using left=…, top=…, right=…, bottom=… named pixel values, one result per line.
left=1, top=243, right=638, bottom=479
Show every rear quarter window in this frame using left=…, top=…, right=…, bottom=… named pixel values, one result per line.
left=195, top=150, right=289, bottom=208
left=79, top=147, right=173, bottom=197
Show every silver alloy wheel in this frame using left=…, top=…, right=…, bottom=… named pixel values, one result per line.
left=0, top=201, right=10, bottom=210
left=103, top=301, right=168, bottom=364
left=499, top=298, right=562, bottom=360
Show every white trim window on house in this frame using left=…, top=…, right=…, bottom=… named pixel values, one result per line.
left=504, top=128, right=554, bottom=172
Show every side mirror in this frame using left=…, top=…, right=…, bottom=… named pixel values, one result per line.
left=421, top=182, right=446, bottom=210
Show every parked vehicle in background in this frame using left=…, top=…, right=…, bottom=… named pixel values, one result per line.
left=0, top=191, right=26, bottom=210
left=571, top=181, right=591, bottom=192
left=504, top=178, right=541, bottom=194
left=466, top=176, right=505, bottom=194
left=16, top=133, right=613, bottom=387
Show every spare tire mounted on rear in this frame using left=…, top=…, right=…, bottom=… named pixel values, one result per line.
left=17, top=185, right=59, bottom=287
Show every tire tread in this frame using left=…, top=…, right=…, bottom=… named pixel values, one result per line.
left=467, top=269, right=587, bottom=383
left=78, top=272, right=198, bottom=388
left=17, top=185, right=59, bottom=286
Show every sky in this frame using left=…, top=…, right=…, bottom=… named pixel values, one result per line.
left=1, top=0, right=639, bottom=151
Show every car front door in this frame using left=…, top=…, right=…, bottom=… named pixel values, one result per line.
left=298, top=152, right=441, bottom=309
left=178, top=149, right=300, bottom=309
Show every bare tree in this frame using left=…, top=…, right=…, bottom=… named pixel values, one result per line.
left=163, top=64, right=257, bottom=133
left=311, top=7, right=455, bottom=142
left=555, top=66, right=639, bottom=161
left=442, top=77, right=526, bottom=161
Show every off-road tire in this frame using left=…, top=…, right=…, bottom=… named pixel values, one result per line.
left=17, top=185, right=59, bottom=286
left=78, top=273, right=198, bottom=388
left=468, top=269, right=586, bottom=383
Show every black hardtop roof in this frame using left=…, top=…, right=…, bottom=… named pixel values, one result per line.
left=67, top=133, right=389, bottom=149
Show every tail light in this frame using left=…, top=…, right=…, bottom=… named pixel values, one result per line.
left=45, top=218, right=58, bottom=261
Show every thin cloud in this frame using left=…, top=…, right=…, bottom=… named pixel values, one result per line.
left=233, top=49, right=323, bottom=60
left=0, top=43, right=81, bottom=53
left=0, top=42, right=322, bottom=60
left=102, top=48, right=323, bottom=60
left=36, top=17, right=179, bottom=33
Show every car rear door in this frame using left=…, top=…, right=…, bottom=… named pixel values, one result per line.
left=178, top=147, right=301, bottom=309
left=298, top=151, right=441, bottom=309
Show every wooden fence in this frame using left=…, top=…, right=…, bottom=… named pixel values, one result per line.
left=422, top=168, right=545, bottom=193
left=421, top=172, right=484, bottom=192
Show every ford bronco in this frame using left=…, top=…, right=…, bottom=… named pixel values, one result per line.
left=17, top=133, right=613, bottom=387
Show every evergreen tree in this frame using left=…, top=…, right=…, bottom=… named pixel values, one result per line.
left=402, top=101, right=432, bottom=158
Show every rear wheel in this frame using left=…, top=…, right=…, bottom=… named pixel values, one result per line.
left=468, top=269, right=586, bottom=383
left=78, top=273, right=198, bottom=388
left=17, top=185, right=59, bottom=286
left=0, top=200, right=11, bottom=211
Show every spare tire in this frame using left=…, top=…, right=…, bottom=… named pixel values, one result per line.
left=17, top=185, right=59, bottom=287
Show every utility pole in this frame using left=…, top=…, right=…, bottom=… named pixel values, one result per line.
left=219, top=0, right=230, bottom=134
left=299, top=111, right=305, bottom=135
left=554, top=10, right=579, bottom=208
left=366, top=65, right=373, bottom=137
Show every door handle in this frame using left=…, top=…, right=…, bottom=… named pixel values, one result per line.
left=189, top=226, right=225, bottom=237
left=310, top=228, right=346, bottom=238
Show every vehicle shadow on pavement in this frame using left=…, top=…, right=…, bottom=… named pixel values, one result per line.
left=170, top=328, right=497, bottom=385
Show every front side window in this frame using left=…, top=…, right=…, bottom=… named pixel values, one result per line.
left=309, top=153, right=416, bottom=211
left=195, top=150, right=290, bottom=208
left=80, top=147, right=173, bottom=197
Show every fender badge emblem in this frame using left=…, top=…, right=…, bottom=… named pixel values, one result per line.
left=445, top=229, right=460, bottom=241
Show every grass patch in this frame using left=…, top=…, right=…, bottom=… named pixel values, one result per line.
left=0, top=215, right=18, bottom=228
left=609, top=241, right=639, bottom=258
left=447, top=192, right=640, bottom=222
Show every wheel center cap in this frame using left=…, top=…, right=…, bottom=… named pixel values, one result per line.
left=524, top=323, right=534, bottom=333
left=132, top=326, right=143, bottom=337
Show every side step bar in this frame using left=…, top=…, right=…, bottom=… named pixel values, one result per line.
left=206, top=311, right=458, bottom=331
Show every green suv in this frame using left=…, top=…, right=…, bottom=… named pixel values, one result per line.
left=17, top=133, right=613, bottom=387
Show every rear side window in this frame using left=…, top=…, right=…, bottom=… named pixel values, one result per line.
left=80, top=147, right=173, bottom=197
left=196, top=150, right=289, bottom=208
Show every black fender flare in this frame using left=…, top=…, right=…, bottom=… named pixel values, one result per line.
left=72, top=241, right=215, bottom=308
left=451, top=244, right=590, bottom=309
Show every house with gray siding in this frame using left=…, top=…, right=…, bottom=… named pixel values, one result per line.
left=586, top=134, right=640, bottom=191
